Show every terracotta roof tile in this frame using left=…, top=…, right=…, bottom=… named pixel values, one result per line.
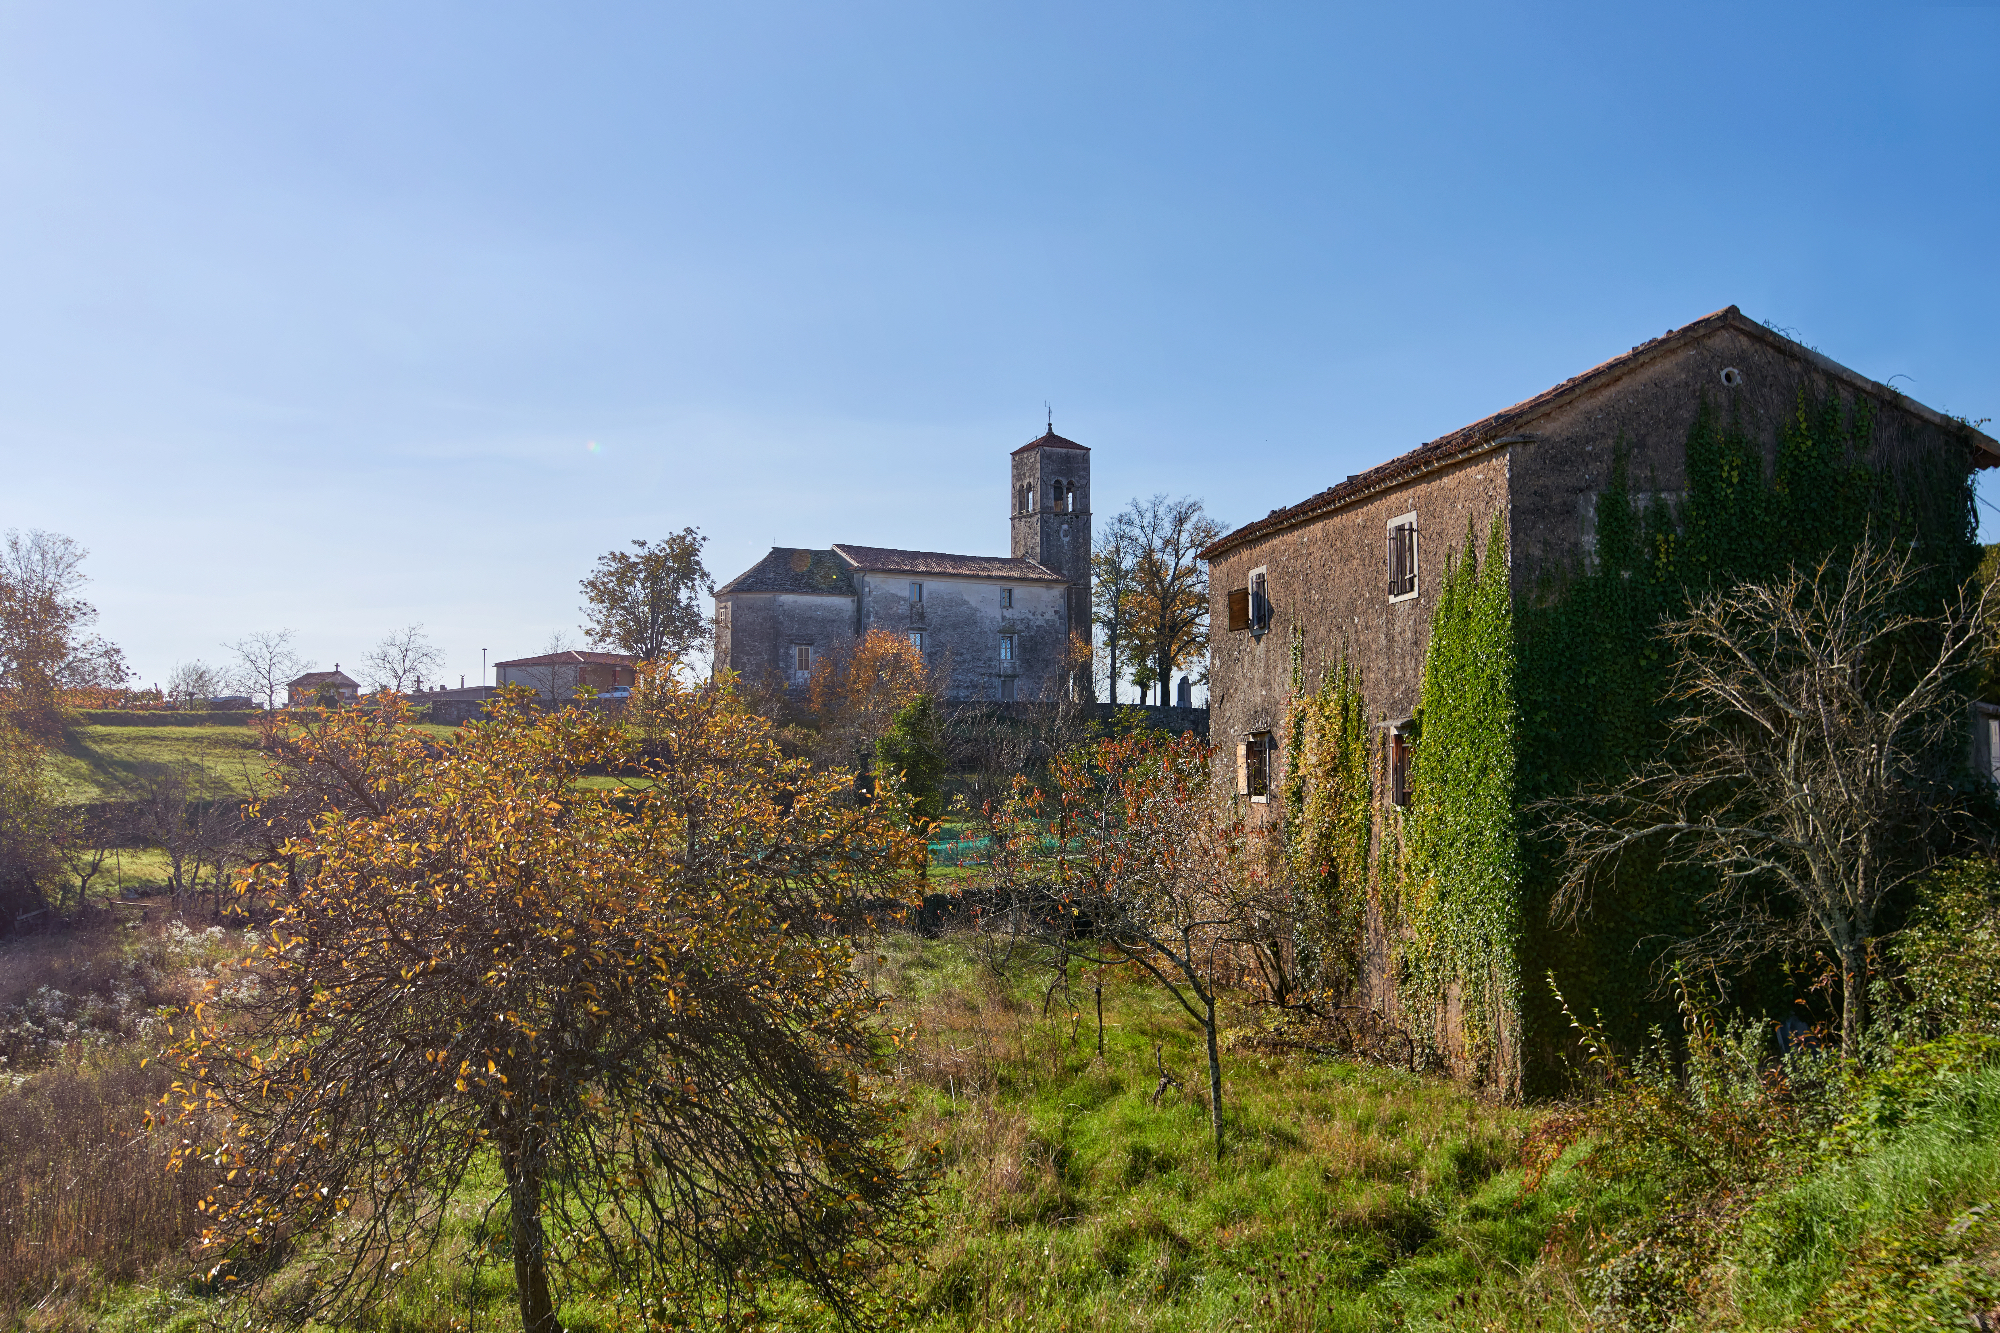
left=1203, top=306, right=2000, bottom=560
left=492, top=651, right=639, bottom=668
left=1011, top=428, right=1090, bottom=456
left=830, top=545, right=1065, bottom=581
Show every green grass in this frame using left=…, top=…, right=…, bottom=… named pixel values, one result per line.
left=30, top=928, right=2000, bottom=1332
left=866, top=937, right=1606, bottom=1333
left=46, top=725, right=269, bottom=802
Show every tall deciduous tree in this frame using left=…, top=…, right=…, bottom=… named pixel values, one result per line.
left=362, top=622, right=446, bottom=693
left=165, top=684, right=928, bottom=1333
left=224, top=629, right=310, bottom=712
left=579, top=530, right=713, bottom=665
left=1549, top=534, right=1992, bottom=1060
left=1113, top=496, right=1227, bottom=706
left=1091, top=522, right=1141, bottom=705
left=0, top=530, right=129, bottom=737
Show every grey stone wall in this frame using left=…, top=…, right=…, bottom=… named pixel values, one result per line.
left=860, top=573, right=1069, bottom=701
left=717, top=591, right=859, bottom=694
left=1208, top=448, right=1512, bottom=825
left=1507, top=324, right=1982, bottom=586
left=1011, top=445, right=1093, bottom=673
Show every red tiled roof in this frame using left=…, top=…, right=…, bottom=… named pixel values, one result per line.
left=831, top=544, right=1066, bottom=581
left=287, top=670, right=358, bottom=688
left=493, top=651, right=638, bottom=668
left=1202, top=306, right=2000, bottom=561
left=1011, top=428, right=1090, bottom=456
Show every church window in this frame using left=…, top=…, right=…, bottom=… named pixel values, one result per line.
left=909, top=631, right=924, bottom=651
left=1052, top=479, right=1068, bottom=512
left=1001, top=587, right=1013, bottom=608
left=999, top=634, right=1015, bottom=661
left=1021, top=483, right=1035, bottom=514
left=1388, top=513, right=1419, bottom=600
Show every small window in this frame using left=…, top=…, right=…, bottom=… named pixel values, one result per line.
left=1021, top=484, right=1035, bottom=514
left=1387, top=513, right=1419, bottom=600
left=1243, top=731, right=1273, bottom=801
left=908, top=630, right=924, bottom=651
left=999, top=634, right=1015, bottom=661
left=909, top=580, right=923, bottom=603
left=1389, top=728, right=1415, bottom=807
left=1001, top=587, right=1013, bottom=609
left=999, top=676, right=1016, bottom=703
left=1250, top=568, right=1270, bottom=632
left=792, top=644, right=812, bottom=673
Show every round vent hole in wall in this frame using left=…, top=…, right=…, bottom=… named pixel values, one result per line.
left=1720, top=367, right=1744, bottom=388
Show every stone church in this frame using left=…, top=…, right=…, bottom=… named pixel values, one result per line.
left=713, top=428, right=1094, bottom=701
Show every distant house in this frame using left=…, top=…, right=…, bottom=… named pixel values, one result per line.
left=493, top=651, right=639, bottom=700
left=286, top=666, right=361, bottom=707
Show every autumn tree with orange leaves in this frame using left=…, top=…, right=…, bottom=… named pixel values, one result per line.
left=161, top=684, right=929, bottom=1333
left=988, top=729, right=1269, bottom=1160
left=801, top=628, right=935, bottom=771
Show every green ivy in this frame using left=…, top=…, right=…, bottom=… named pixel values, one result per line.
left=1281, top=630, right=1373, bottom=1004
left=1507, top=390, right=1982, bottom=1088
left=1355, top=388, right=1983, bottom=1094
left=1400, top=514, right=1522, bottom=1087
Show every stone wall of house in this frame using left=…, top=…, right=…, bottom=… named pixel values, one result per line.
left=717, top=592, right=860, bottom=693
left=1509, top=324, right=1982, bottom=585
left=1207, top=448, right=1513, bottom=824
left=859, top=573, right=1069, bottom=701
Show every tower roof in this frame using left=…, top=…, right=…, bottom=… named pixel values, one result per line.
left=1012, top=428, right=1089, bottom=456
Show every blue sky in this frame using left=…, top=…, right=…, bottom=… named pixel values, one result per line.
left=3, top=3, right=1996, bottom=692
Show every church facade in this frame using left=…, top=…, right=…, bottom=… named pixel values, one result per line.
left=713, top=428, right=1094, bottom=702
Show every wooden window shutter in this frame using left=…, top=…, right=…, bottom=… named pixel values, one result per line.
left=1227, top=588, right=1251, bottom=632
left=1236, top=742, right=1249, bottom=794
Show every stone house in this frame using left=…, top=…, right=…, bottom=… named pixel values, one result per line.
left=713, top=429, right=1094, bottom=702
left=1201, top=306, right=2000, bottom=1090
left=493, top=650, right=638, bottom=700
left=285, top=666, right=360, bottom=707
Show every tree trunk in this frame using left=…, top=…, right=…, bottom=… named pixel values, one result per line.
left=1204, top=993, right=1224, bottom=1161
left=1840, top=942, right=1866, bottom=1063
left=1106, top=627, right=1118, bottom=705
left=503, top=1144, right=558, bottom=1333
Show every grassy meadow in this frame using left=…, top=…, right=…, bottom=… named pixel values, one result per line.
left=10, top=916, right=1994, bottom=1332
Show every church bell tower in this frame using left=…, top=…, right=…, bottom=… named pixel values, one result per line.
left=1010, top=427, right=1092, bottom=686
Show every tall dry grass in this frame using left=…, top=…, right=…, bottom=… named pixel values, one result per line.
left=0, top=1050, right=211, bottom=1325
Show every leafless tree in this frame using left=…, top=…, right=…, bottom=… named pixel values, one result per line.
left=167, top=660, right=228, bottom=710
left=1547, top=533, right=1992, bottom=1060
left=362, top=623, right=447, bottom=694
left=225, top=629, right=311, bottom=712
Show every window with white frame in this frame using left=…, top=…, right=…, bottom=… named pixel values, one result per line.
left=1249, top=567, right=1270, bottom=632
left=791, top=644, right=812, bottom=673
left=1387, top=513, right=1419, bottom=600
left=908, top=630, right=924, bottom=651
